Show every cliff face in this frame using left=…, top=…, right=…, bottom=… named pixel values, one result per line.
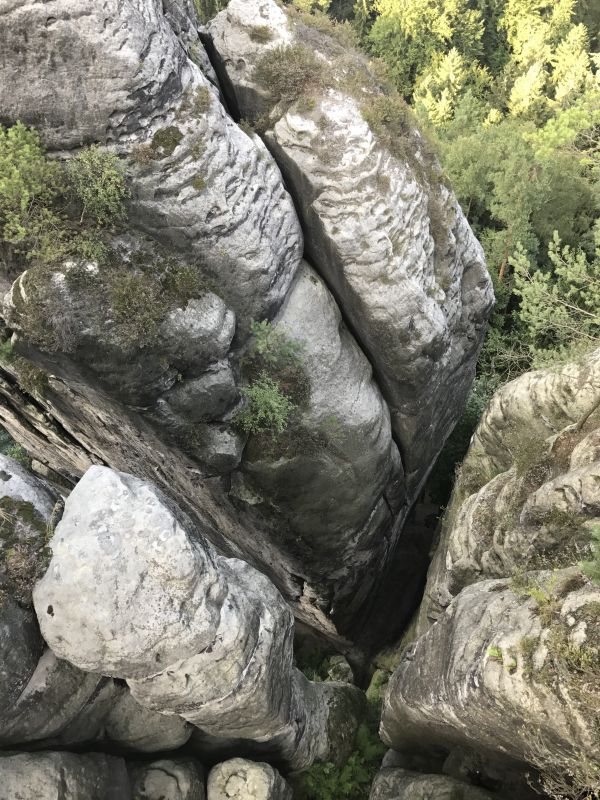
left=380, top=350, right=600, bottom=798
left=0, top=0, right=492, bottom=651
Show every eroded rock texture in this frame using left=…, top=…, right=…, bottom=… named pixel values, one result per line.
left=419, top=349, right=600, bottom=630
left=34, top=465, right=362, bottom=770
left=208, top=0, right=493, bottom=490
left=0, top=751, right=131, bottom=800
left=129, top=758, right=205, bottom=800
left=382, top=570, right=600, bottom=782
left=369, top=768, right=494, bottom=800
left=207, top=758, right=292, bottom=800
left=0, top=0, right=490, bottom=651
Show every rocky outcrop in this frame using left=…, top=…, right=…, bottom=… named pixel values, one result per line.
left=0, top=0, right=490, bottom=652
left=34, top=465, right=363, bottom=770
left=129, top=758, right=205, bottom=800
left=104, top=689, right=192, bottom=753
left=419, top=349, right=600, bottom=630
left=382, top=570, right=600, bottom=787
left=0, top=751, right=131, bottom=800
left=207, top=758, right=292, bottom=800
left=208, top=0, right=493, bottom=490
left=369, top=768, right=494, bottom=800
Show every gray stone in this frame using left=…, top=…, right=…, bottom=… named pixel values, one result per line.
left=369, top=768, right=494, bottom=800
left=0, top=751, right=130, bottom=800
left=232, top=262, right=406, bottom=626
left=104, top=689, right=192, bottom=753
left=0, top=597, right=43, bottom=718
left=33, top=466, right=362, bottom=769
left=418, top=349, right=600, bottom=631
left=209, top=0, right=493, bottom=490
left=164, top=361, right=238, bottom=421
left=0, top=0, right=191, bottom=150
left=207, top=758, right=292, bottom=800
left=381, top=571, right=600, bottom=776
left=0, top=648, right=108, bottom=747
left=130, top=758, right=205, bottom=800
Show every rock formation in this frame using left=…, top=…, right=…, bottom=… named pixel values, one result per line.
left=207, top=758, right=292, bottom=800
left=380, top=350, right=600, bottom=797
left=0, top=0, right=492, bottom=650
left=33, top=465, right=363, bottom=770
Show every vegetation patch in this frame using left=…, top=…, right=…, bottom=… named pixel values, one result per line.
left=192, top=86, right=212, bottom=118
left=0, top=496, right=52, bottom=606
left=254, top=43, right=325, bottom=104
left=150, top=126, right=184, bottom=158
left=249, top=25, right=274, bottom=43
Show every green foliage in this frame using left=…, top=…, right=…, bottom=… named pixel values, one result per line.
left=67, top=145, right=129, bottom=226
left=193, top=0, right=228, bottom=24
left=511, top=231, right=600, bottom=365
left=249, top=25, right=274, bottom=43
left=0, top=122, right=130, bottom=273
left=234, top=373, right=296, bottom=435
left=109, top=273, right=169, bottom=348
left=0, top=122, right=63, bottom=254
left=151, top=126, right=184, bottom=158
left=4, top=443, right=30, bottom=467
left=581, top=526, right=600, bottom=586
left=293, top=724, right=386, bottom=800
left=254, top=43, right=324, bottom=104
left=249, top=319, right=305, bottom=367
left=487, top=644, right=503, bottom=661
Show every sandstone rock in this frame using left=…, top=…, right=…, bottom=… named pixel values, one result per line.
left=0, top=597, right=42, bottom=719
left=130, top=758, right=205, bottom=800
left=381, top=571, right=600, bottom=780
left=207, top=758, right=292, bottom=800
left=0, top=0, right=191, bottom=150
left=418, top=349, right=600, bottom=630
left=0, top=648, right=108, bottom=747
left=104, top=688, right=193, bottom=753
left=0, top=751, right=130, bottom=800
left=34, top=465, right=362, bottom=769
left=233, top=262, right=406, bottom=627
left=369, top=768, right=494, bottom=800
left=209, top=0, right=493, bottom=489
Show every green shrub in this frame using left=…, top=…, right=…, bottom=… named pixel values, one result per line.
left=234, top=373, right=296, bottom=436
left=249, top=25, right=273, bottom=43
left=192, top=0, right=228, bottom=24
left=191, top=174, right=206, bottom=191
left=67, top=145, right=129, bottom=226
left=254, top=44, right=324, bottom=104
left=293, top=723, right=386, bottom=800
left=249, top=319, right=305, bottom=367
left=4, top=443, right=30, bottom=467
left=582, top=526, right=600, bottom=586
left=109, top=272, right=169, bottom=348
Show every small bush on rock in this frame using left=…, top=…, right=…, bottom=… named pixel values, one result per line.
left=67, top=145, right=129, bottom=226
left=235, top=373, right=296, bottom=436
left=254, top=44, right=324, bottom=104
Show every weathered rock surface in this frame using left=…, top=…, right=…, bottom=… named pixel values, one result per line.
left=369, top=768, right=494, bottom=800
left=209, top=0, right=493, bottom=490
left=0, top=0, right=490, bottom=652
left=0, top=596, right=42, bottom=719
left=34, top=465, right=363, bottom=769
left=0, top=751, right=130, bottom=800
left=233, top=262, right=406, bottom=627
left=207, top=758, right=292, bottom=800
left=418, top=349, right=600, bottom=630
left=103, top=687, right=193, bottom=753
left=381, top=570, right=600, bottom=779
left=129, top=758, right=205, bottom=800
left=0, top=453, right=60, bottom=605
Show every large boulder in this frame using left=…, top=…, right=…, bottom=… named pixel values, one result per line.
left=129, top=758, right=205, bottom=800
left=103, top=688, right=192, bottom=753
left=418, top=349, right=600, bottom=630
left=34, top=465, right=362, bottom=769
left=0, top=751, right=130, bottom=800
left=208, top=0, right=494, bottom=491
left=381, top=570, right=600, bottom=789
left=207, top=758, right=292, bottom=800
left=369, top=768, right=494, bottom=800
